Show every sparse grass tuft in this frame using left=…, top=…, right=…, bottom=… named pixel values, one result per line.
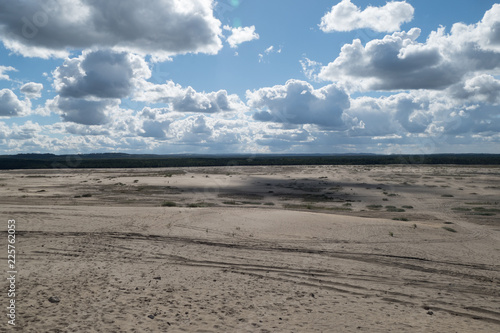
left=366, top=204, right=383, bottom=210
left=441, top=194, right=454, bottom=197
left=264, top=202, right=275, bottom=206
left=389, top=232, right=394, bottom=237
left=392, top=217, right=409, bottom=221
left=160, top=170, right=186, bottom=177
left=402, top=205, right=413, bottom=209
left=218, top=193, right=264, bottom=201
left=465, top=201, right=496, bottom=205
left=187, top=202, right=216, bottom=208
left=469, top=212, right=496, bottom=216
left=386, top=206, right=405, bottom=212
left=442, top=226, right=457, bottom=233
left=161, top=201, right=177, bottom=207
left=472, top=207, right=500, bottom=213
left=81, top=193, right=92, bottom=198
left=283, top=204, right=352, bottom=212
left=452, top=207, right=471, bottom=212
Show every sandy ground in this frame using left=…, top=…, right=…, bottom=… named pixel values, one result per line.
left=1, top=164, right=500, bottom=332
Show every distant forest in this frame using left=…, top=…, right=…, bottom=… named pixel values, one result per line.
left=0, top=153, right=499, bottom=170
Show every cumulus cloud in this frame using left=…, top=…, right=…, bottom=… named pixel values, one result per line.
left=247, top=79, right=350, bottom=128
left=53, top=50, right=150, bottom=99
left=318, top=28, right=453, bottom=90
left=224, top=25, right=259, bottom=48
left=0, top=89, right=31, bottom=117
left=319, top=0, right=414, bottom=33
left=0, top=0, right=223, bottom=59
left=137, top=107, right=173, bottom=139
left=0, top=66, right=16, bottom=81
left=47, top=96, right=121, bottom=125
left=63, top=123, right=111, bottom=137
left=344, top=86, right=500, bottom=143
left=6, top=121, right=42, bottom=141
left=20, top=82, right=43, bottom=99
left=347, top=93, right=432, bottom=136
left=462, top=75, right=500, bottom=104
left=135, top=80, right=243, bottom=113
left=319, top=4, right=500, bottom=91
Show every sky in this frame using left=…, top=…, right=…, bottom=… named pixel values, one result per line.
left=0, top=0, right=499, bottom=155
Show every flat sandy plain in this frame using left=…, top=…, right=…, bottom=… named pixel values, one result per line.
left=1, top=164, right=500, bottom=332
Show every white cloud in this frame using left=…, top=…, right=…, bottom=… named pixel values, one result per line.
left=224, top=25, right=259, bottom=48
left=319, top=0, right=414, bottom=33
left=135, top=80, right=245, bottom=113
left=0, top=89, right=31, bottom=117
left=344, top=86, right=500, bottom=142
left=63, top=123, right=111, bottom=137
left=0, top=0, right=223, bottom=59
left=0, top=66, right=16, bottom=81
left=318, top=5, right=500, bottom=91
left=20, top=82, right=44, bottom=99
left=8, top=121, right=43, bottom=140
left=300, top=57, right=322, bottom=81
left=247, top=79, right=350, bottom=128
left=137, top=107, right=175, bottom=139
left=346, top=93, right=433, bottom=137
left=53, top=50, right=150, bottom=99
left=47, top=96, right=121, bottom=125
left=258, top=45, right=282, bottom=63
left=450, top=74, right=500, bottom=104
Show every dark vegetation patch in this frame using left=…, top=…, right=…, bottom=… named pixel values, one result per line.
left=187, top=202, right=216, bottom=208
left=3, top=153, right=499, bottom=170
left=283, top=204, right=352, bottom=212
left=218, top=193, right=264, bottom=200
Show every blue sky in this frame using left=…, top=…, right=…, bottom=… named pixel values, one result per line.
left=0, top=0, right=499, bottom=154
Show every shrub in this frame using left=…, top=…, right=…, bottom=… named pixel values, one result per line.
left=161, top=201, right=177, bottom=207
left=442, top=227, right=457, bottom=233
left=386, top=206, right=405, bottom=212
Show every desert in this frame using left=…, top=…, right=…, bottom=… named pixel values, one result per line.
left=1, top=164, right=500, bottom=332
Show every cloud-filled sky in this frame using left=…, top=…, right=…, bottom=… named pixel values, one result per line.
left=0, top=0, right=499, bottom=155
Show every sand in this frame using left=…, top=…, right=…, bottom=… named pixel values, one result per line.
left=1, top=164, right=499, bottom=332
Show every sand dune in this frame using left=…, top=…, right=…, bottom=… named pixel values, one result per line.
left=1, top=165, right=499, bottom=332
